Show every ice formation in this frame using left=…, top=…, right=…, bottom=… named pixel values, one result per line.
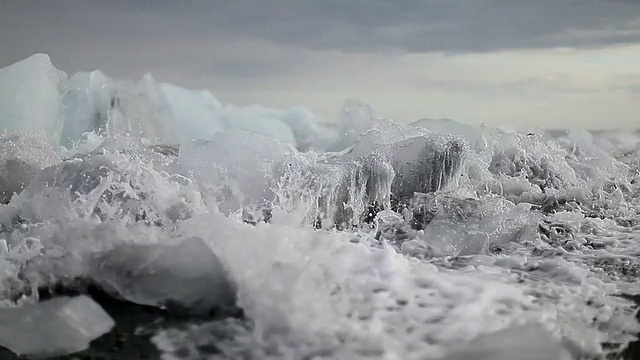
left=90, top=237, right=236, bottom=313
left=0, top=296, right=114, bottom=358
left=0, top=54, right=65, bottom=146
left=0, top=54, right=638, bottom=359
left=0, top=133, right=60, bottom=203
left=409, top=117, right=487, bottom=151
left=328, top=99, right=377, bottom=152
left=1, top=54, right=330, bottom=151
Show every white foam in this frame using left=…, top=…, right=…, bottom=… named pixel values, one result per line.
left=0, top=54, right=638, bottom=359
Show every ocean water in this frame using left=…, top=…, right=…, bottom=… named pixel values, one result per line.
left=0, top=55, right=639, bottom=359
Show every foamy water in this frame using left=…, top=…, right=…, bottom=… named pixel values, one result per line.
left=0, top=54, right=639, bottom=359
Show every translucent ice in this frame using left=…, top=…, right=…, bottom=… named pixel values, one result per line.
left=221, top=105, right=296, bottom=145
left=90, top=237, right=236, bottom=313
left=0, top=296, right=114, bottom=358
left=135, top=74, right=225, bottom=144
left=328, top=99, right=377, bottom=151
left=13, top=147, right=191, bottom=228
left=0, top=54, right=66, bottom=146
left=177, top=129, right=295, bottom=213
left=277, top=130, right=466, bottom=227
left=0, top=133, right=61, bottom=203
left=440, top=324, right=572, bottom=360
left=409, top=118, right=487, bottom=151
left=342, top=129, right=466, bottom=199
left=277, top=106, right=323, bottom=151
left=60, top=70, right=115, bottom=147
left=385, top=135, right=465, bottom=199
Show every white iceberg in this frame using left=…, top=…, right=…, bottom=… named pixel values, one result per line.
left=0, top=55, right=329, bottom=150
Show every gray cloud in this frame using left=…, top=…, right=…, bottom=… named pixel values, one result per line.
left=2, top=1, right=640, bottom=68
left=1, top=0, right=639, bottom=129
left=92, top=0, right=640, bottom=51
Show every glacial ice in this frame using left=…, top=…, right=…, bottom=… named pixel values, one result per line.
left=279, top=106, right=325, bottom=151
left=89, top=237, right=236, bottom=313
left=60, top=70, right=115, bottom=147
left=135, top=74, right=225, bottom=144
left=0, top=54, right=66, bottom=146
left=0, top=296, right=114, bottom=358
left=385, top=135, right=465, bottom=199
left=268, top=123, right=465, bottom=227
left=0, top=133, right=61, bottom=203
left=0, top=55, right=324, bottom=150
left=221, top=105, right=296, bottom=145
left=328, top=99, right=378, bottom=151
left=409, top=118, right=487, bottom=150
left=14, top=153, right=149, bottom=222
left=177, top=129, right=296, bottom=213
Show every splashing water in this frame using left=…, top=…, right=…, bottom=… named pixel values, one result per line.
left=0, top=54, right=639, bottom=359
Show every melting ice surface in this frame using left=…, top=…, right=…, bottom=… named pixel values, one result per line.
left=0, top=54, right=639, bottom=359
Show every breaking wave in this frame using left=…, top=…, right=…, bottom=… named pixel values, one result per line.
left=0, top=54, right=639, bottom=359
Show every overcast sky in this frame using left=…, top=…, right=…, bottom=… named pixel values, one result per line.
left=1, top=0, right=640, bottom=129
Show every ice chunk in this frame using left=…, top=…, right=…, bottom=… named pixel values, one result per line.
left=279, top=106, right=322, bottom=151
left=409, top=118, right=487, bottom=151
left=60, top=70, right=116, bottom=147
left=0, top=54, right=66, bottom=146
left=177, top=129, right=295, bottom=212
left=440, top=324, right=572, bottom=360
left=0, top=133, right=61, bottom=203
left=0, top=296, right=114, bottom=358
left=14, top=150, right=188, bottom=228
left=222, top=105, right=296, bottom=145
left=90, top=237, right=236, bottom=313
left=61, top=72, right=225, bottom=146
left=277, top=131, right=465, bottom=227
left=341, top=132, right=466, bottom=200
left=328, top=99, right=377, bottom=151
left=386, top=135, right=465, bottom=199
left=339, top=98, right=376, bottom=135
left=136, top=74, right=225, bottom=144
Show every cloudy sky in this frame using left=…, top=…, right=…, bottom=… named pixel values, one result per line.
left=1, top=0, right=640, bottom=129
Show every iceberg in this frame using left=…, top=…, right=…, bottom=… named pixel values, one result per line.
left=221, top=105, right=296, bottom=145
left=0, top=55, right=329, bottom=150
left=60, top=70, right=115, bottom=147
left=0, top=54, right=66, bottom=146
left=134, top=74, right=225, bottom=144
left=279, top=106, right=325, bottom=151
left=0, top=296, right=114, bottom=358
left=89, top=237, right=236, bottom=314
left=62, top=71, right=226, bottom=146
